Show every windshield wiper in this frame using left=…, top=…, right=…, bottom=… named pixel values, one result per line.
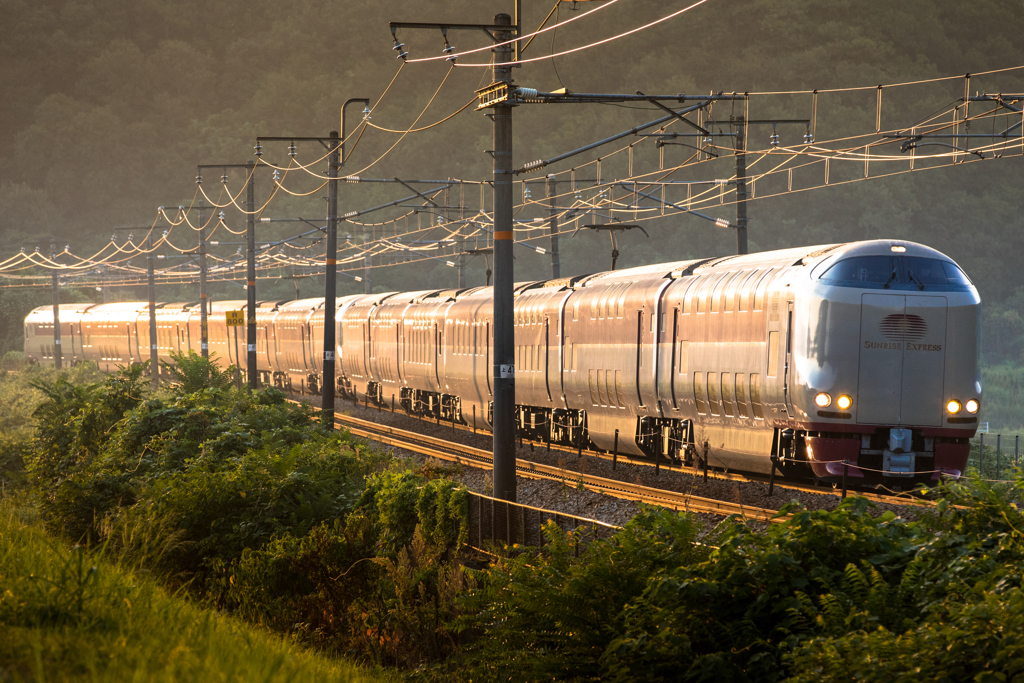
left=907, top=269, right=925, bottom=290
left=883, top=268, right=898, bottom=289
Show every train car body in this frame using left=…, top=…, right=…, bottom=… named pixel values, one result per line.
left=26, top=239, right=980, bottom=485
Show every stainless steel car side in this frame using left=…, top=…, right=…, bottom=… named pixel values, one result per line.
left=25, top=239, right=977, bottom=485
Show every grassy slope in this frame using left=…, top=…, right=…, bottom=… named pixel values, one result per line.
left=0, top=498, right=384, bottom=683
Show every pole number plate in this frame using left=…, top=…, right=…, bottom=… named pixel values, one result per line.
left=248, top=344, right=257, bottom=352
left=499, top=364, right=515, bottom=378
left=225, top=310, right=244, bottom=326
left=324, top=351, right=334, bottom=361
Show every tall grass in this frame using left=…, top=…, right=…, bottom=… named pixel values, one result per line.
left=0, top=497, right=383, bottom=683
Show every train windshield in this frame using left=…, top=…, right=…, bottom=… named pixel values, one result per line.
left=819, top=255, right=972, bottom=290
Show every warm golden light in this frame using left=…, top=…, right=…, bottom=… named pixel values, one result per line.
left=836, top=395, right=853, bottom=410
left=815, top=392, right=831, bottom=408
left=966, top=399, right=979, bottom=414
left=947, top=399, right=962, bottom=414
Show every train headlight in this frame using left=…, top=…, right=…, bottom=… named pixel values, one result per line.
left=814, top=392, right=831, bottom=408
left=946, top=399, right=962, bottom=414
left=965, top=399, right=979, bottom=414
left=836, top=395, right=853, bottom=411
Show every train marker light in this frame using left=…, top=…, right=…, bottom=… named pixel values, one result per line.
left=947, top=399, right=962, bottom=414
left=891, top=245, right=907, bottom=252
left=836, top=395, right=853, bottom=411
left=814, top=392, right=831, bottom=408
left=966, top=399, right=979, bottom=414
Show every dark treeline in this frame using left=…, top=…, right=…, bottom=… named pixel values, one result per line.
left=2, top=0, right=1023, bottom=364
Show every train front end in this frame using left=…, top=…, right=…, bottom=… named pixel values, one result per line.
left=789, top=240, right=979, bottom=486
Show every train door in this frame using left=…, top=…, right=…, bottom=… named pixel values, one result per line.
left=784, top=300, right=794, bottom=414
left=485, top=320, right=492, bottom=396
left=669, top=308, right=680, bottom=409
left=433, top=322, right=441, bottom=388
left=635, top=310, right=645, bottom=408
left=362, top=322, right=370, bottom=378
left=397, top=320, right=405, bottom=383
left=543, top=317, right=552, bottom=402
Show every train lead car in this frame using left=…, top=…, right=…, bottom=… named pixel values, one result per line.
left=26, top=239, right=979, bottom=486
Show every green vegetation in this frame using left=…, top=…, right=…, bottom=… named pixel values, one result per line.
left=0, top=497, right=378, bottom=683
left=6, top=358, right=1024, bottom=680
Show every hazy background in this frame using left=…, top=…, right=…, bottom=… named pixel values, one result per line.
left=2, top=0, right=1023, bottom=409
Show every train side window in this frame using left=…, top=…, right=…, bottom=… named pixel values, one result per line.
left=754, top=269, right=774, bottom=310
left=721, top=373, right=735, bottom=416
left=767, top=332, right=780, bottom=377
left=677, top=340, right=689, bottom=375
left=750, top=374, right=764, bottom=419
left=614, top=370, right=624, bottom=407
left=573, top=297, right=581, bottom=321
left=617, top=284, right=628, bottom=318
left=735, top=373, right=749, bottom=417
left=707, top=372, right=720, bottom=415
left=597, top=369, right=606, bottom=405
left=589, top=369, right=598, bottom=405
left=693, top=372, right=706, bottom=414
left=563, top=338, right=571, bottom=370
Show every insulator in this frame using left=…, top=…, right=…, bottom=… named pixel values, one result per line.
left=288, top=142, right=296, bottom=157
left=221, top=173, right=229, bottom=184
left=195, top=173, right=202, bottom=185
left=254, top=142, right=262, bottom=157
left=392, top=41, right=405, bottom=51
left=219, top=211, right=225, bottom=220
left=396, top=50, right=408, bottom=60
left=524, top=187, right=532, bottom=199
left=770, top=129, right=780, bottom=147
left=703, top=135, right=713, bottom=145
left=437, top=215, right=444, bottom=225
left=362, top=105, right=371, bottom=121
left=273, top=170, right=281, bottom=183
left=804, top=130, right=814, bottom=144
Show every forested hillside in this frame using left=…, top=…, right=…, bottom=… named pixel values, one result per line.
left=2, top=0, right=1022, bottom=362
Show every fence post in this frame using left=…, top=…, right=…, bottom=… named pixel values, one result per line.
left=545, top=418, right=551, bottom=452
left=473, top=405, right=477, bottom=433
left=997, top=434, right=1002, bottom=480
left=391, top=394, right=395, bottom=412
left=980, top=433, right=985, bottom=477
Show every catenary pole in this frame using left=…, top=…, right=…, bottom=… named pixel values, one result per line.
left=734, top=115, right=749, bottom=255
left=147, top=234, right=158, bottom=390
left=546, top=175, right=560, bottom=278
left=323, top=130, right=341, bottom=428
left=50, top=241, right=62, bottom=370
left=246, top=160, right=258, bottom=389
left=492, top=12, right=516, bottom=503
left=199, top=206, right=209, bottom=357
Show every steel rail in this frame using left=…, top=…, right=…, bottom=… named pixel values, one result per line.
left=325, top=398, right=941, bottom=510
left=334, top=411, right=782, bottom=523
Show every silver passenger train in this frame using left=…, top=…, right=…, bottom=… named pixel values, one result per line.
left=25, top=240, right=980, bottom=485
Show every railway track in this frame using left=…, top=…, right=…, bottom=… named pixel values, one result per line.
left=334, top=411, right=783, bottom=524
left=326, top=397, right=942, bottom=511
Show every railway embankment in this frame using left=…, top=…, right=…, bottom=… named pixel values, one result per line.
left=6, top=360, right=1024, bottom=681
